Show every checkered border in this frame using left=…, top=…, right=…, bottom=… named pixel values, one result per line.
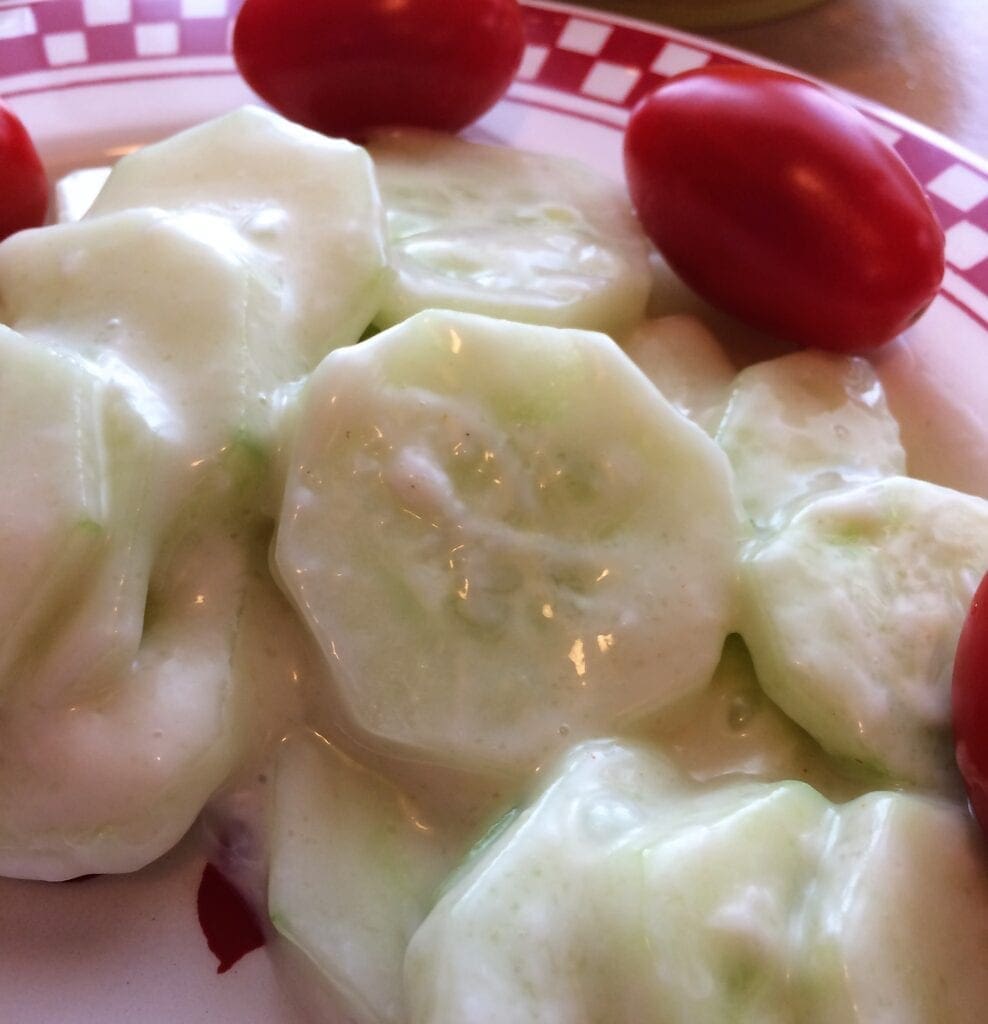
left=2, top=0, right=987, bottom=310
left=0, top=0, right=233, bottom=64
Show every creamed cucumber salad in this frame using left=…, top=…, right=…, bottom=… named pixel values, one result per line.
left=2, top=106, right=987, bottom=1022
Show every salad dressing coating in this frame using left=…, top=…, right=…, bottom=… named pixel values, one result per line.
left=0, top=107, right=985, bottom=1021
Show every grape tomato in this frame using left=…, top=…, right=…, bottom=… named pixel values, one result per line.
left=953, top=571, right=988, bottom=837
left=0, top=101, right=48, bottom=242
left=623, top=66, right=945, bottom=353
left=232, top=0, right=525, bottom=141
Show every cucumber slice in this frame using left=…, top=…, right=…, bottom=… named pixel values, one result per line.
left=9, top=384, right=161, bottom=707
left=54, top=165, right=110, bottom=222
left=0, top=328, right=108, bottom=696
left=0, top=493, right=255, bottom=880
left=798, top=792, right=988, bottom=1022
left=87, top=105, right=389, bottom=362
left=405, top=741, right=680, bottom=1024
left=274, top=310, right=740, bottom=774
left=741, top=476, right=988, bottom=790
left=637, top=782, right=826, bottom=1024
left=405, top=741, right=828, bottom=1024
left=622, top=314, right=736, bottom=435
left=0, top=208, right=300, bottom=471
left=368, top=129, right=650, bottom=339
left=268, top=732, right=455, bottom=1024
left=409, top=739, right=988, bottom=1024
left=0, top=418, right=269, bottom=879
left=717, top=351, right=906, bottom=529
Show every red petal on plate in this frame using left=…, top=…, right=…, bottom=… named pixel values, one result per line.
left=196, top=862, right=265, bottom=975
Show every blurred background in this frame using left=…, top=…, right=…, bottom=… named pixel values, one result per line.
left=575, top=0, right=988, bottom=159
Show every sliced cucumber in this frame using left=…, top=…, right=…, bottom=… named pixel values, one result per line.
left=405, top=741, right=681, bottom=1024
left=87, top=105, right=389, bottom=362
left=0, top=411, right=269, bottom=880
left=798, top=792, right=988, bottom=1022
left=405, top=740, right=827, bottom=1024
left=368, top=129, right=650, bottom=339
left=717, top=351, right=906, bottom=529
left=409, top=739, right=988, bottom=1024
left=275, top=309, right=740, bottom=774
left=0, top=328, right=109, bottom=696
left=637, top=782, right=826, bottom=1024
left=54, top=165, right=110, bottom=222
left=8, top=383, right=161, bottom=708
left=268, top=731, right=455, bottom=1024
left=0, top=208, right=301, bottom=471
left=0, top=487, right=255, bottom=880
left=622, top=314, right=736, bottom=435
left=741, top=476, right=988, bottom=790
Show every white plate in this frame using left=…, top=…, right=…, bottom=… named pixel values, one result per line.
left=2, top=2, right=987, bottom=1021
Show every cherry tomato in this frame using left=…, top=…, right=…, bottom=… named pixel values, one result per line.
left=623, top=66, right=945, bottom=352
left=953, top=571, right=988, bottom=837
left=232, top=0, right=525, bottom=141
left=0, top=101, right=48, bottom=242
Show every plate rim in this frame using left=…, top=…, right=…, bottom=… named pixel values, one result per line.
left=0, top=0, right=984, bottom=178
left=532, top=0, right=988, bottom=174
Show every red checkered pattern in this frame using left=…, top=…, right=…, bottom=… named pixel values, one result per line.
left=1, top=0, right=986, bottom=317
left=0, top=0, right=235, bottom=70
left=522, top=5, right=736, bottom=109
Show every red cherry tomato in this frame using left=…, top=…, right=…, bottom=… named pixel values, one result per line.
left=0, top=100, right=48, bottom=242
left=623, top=66, right=945, bottom=352
left=232, top=0, right=525, bottom=141
left=953, top=571, right=988, bottom=836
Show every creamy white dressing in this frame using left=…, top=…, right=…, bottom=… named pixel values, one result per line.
left=0, top=106, right=985, bottom=1023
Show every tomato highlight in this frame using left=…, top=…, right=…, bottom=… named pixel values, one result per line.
left=0, top=101, right=48, bottom=242
left=232, top=0, right=525, bottom=141
left=953, top=571, right=988, bottom=837
left=623, top=66, right=945, bottom=353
